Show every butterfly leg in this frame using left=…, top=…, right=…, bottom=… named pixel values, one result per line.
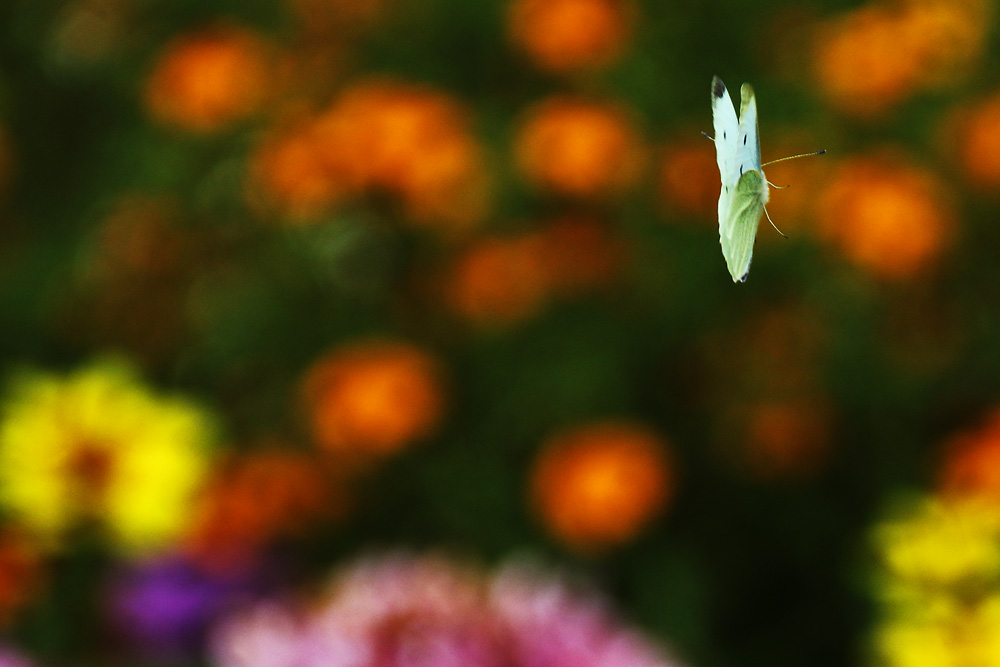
left=701, top=131, right=716, bottom=142
left=766, top=179, right=790, bottom=189
left=762, top=205, right=788, bottom=238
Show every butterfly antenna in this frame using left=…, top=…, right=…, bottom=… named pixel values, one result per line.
left=701, top=131, right=715, bottom=142
left=761, top=149, right=826, bottom=167
left=762, top=205, right=787, bottom=238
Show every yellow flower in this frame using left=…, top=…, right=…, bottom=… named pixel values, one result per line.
left=872, top=496, right=1000, bottom=666
left=876, top=579, right=960, bottom=620
left=876, top=616, right=954, bottom=667
left=877, top=597, right=1000, bottom=667
left=967, top=596, right=1000, bottom=666
left=874, top=498, right=1000, bottom=587
left=0, top=358, right=216, bottom=555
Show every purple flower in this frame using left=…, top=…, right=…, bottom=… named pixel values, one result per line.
left=210, top=553, right=683, bottom=667
left=107, top=554, right=265, bottom=658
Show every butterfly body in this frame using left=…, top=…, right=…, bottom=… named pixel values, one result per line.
left=710, top=76, right=767, bottom=283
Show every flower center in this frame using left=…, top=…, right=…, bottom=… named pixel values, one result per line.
left=67, top=443, right=114, bottom=509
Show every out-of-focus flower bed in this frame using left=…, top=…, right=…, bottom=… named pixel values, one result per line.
left=1, top=0, right=1000, bottom=664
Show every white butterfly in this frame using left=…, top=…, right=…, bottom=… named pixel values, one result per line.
left=709, top=76, right=824, bottom=282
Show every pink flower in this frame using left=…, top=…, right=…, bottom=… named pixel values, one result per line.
left=0, top=647, right=33, bottom=667
left=490, top=562, right=675, bottom=667
left=212, top=602, right=312, bottom=667
left=211, top=553, right=682, bottom=667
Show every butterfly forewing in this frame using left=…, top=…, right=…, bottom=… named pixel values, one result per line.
left=736, top=84, right=762, bottom=181
left=711, top=77, right=740, bottom=229
left=711, top=77, right=739, bottom=181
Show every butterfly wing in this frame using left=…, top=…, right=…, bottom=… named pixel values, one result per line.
left=711, top=77, right=740, bottom=230
left=720, top=170, right=766, bottom=282
left=736, top=83, right=763, bottom=178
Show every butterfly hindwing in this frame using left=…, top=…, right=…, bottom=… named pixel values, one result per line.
left=721, top=169, right=766, bottom=282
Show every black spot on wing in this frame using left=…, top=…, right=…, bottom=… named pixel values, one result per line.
left=743, top=135, right=747, bottom=145
left=738, top=271, right=748, bottom=282
left=712, top=76, right=726, bottom=99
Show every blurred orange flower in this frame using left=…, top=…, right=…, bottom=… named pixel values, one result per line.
left=186, top=447, right=345, bottom=570
left=0, top=528, right=42, bottom=628
left=539, top=216, right=625, bottom=295
left=94, top=196, right=189, bottom=275
left=813, top=7, right=922, bottom=117
left=816, top=152, right=953, bottom=279
left=60, top=195, right=197, bottom=362
left=949, top=93, right=1000, bottom=191
left=302, top=340, right=444, bottom=458
left=448, top=218, right=623, bottom=328
left=252, top=80, right=491, bottom=228
left=700, top=304, right=834, bottom=479
left=658, top=137, right=719, bottom=221
left=507, top=0, right=632, bottom=73
left=145, top=26, right=273, bottom=132
left=939, top=410, right=1000, bottom=502
left=314, top=80, right=491, bottom=230
left=813, top=0, right=992, bottom=117
left=743, top=399, right=832, bottom=480
left=514, top=97, right=645, bottom=197
left=901, top=0, right=992, bottom=87
left=449, top=232, right=550, bottom=328
left=531, top=422, right=672, bottom=551
left=248, top=120, right=348, bottom=221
